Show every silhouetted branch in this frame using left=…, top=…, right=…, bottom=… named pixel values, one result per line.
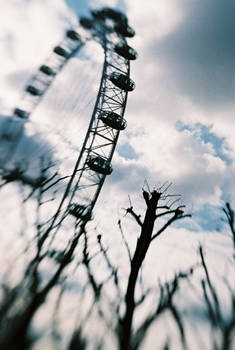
left=199, top=245, right=221, bottom=325
left=199, top=242, right=235, bottom=350
left=152, top=210, right=191, bottom=241
left=124, top=206, right=143, bottom=227
left=223, top=202, right=235, bottom=255
left=169, top=304, right=186, bottom=348
left=132, top=268, right=193, bottom=350
left=118, top=188, right=190, bottom=350
left=118, top=219, right=132, bottom=263
left=97, top=233, right=120, bottom=291
left=83, top=232, right=103, bottom=300
left=68, top=328, right=87, bottom=350
left=135, top=288, right=152, bottom=308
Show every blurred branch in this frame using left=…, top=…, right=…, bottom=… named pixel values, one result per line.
left=152, top=208, right=191, bottom=241
left=132, top=268, right=194, bottom=350
left=199, top=244, right=235, bottom=350
left=223, top=202, right=235, bottom=255
left=199, top=245, right=222, bottom=326
left=124, top=206, right=143, bottom=227
left=83, top=231, right=103, bottom=300
left=118, top=219, right=132, bottom=263
left=97, top=234, right=120, bottom=291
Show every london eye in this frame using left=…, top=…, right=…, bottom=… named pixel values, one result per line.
left=0, top=7, right=138, bottom=230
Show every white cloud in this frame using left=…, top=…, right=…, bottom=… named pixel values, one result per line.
left=115, top=0, right=235, bottom=213
left=0, top=2, right=234, bottom=348
left=0, top=0, right=233, bottom=234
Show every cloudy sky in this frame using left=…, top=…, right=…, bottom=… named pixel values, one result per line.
left=1, top=0, right=235, bottom=273
left=0, top=1, right=235, bottom=348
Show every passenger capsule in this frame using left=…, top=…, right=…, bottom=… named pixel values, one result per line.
left=14, top=108, right=29, bottom=119
left=99, top=111, right=127, bottom=130
left=53, top=46, right=70, bottom=58
left=91, top=8, right=108, bottom=20
left=26, top=85, right=42, bottom=96
left=39, top=65, right=55, bottom=76
left=79, top=17, right=93, bottom=29
left=109, top=72, right=135, bottom=91
left=69, top=203, right=91, bottom=220
left=92, top=7, right=127, bottom=23
left=115, top=23, right=135, bottom=37
left=115, top=43, right=138, bottom=60
left=87, top=156, right=113, bottom=175
left=66, top=29, right=81, bottom=41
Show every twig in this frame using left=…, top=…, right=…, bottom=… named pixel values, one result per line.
left=118, top=219, right=132, bottom=263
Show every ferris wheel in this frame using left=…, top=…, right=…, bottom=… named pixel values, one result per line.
left=1, top=7, right=138, bottom=226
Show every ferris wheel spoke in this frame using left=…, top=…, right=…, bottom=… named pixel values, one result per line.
left=1, top=7, right=137, bottom=233
left=52, top=9, right=137, bottom=227
left=0, top=27, right=86, bottom=169
left=13, top=29, right=84, bottom=120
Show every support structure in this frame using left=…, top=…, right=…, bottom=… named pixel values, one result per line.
left=0, top=7, right=138, bottom=229
left=0, top=28, right=84, bottom=167
left=50, top=9, right=138, bottom=226
left=14, top=29, right=84, bottom=119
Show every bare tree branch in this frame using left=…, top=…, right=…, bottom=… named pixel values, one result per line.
left=223, top=202, right=235, bottom=255
left=124, top=206, right=143, bottom=227
left=118, top=219, right=132, bottom=263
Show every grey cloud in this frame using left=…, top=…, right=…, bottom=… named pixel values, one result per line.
left=106, top=161, right=151, bottom=193
left=0, top=114, right=54, bottom=175
left=153, top=0, right=235, bottom=110
left=173, top=168, right=224, bottom=208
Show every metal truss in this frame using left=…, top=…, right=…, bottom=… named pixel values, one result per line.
left=0, top=7, right=137, bottom=229
left=0, top=28, right=85, bottom=167
left=70, top=40, right=131, bottom=208
left=13, top=29, right=84, bottom=119
left=50, top=12, right=137, bottom=227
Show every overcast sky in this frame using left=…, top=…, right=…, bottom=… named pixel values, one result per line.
left=0, top=0, right=234, bottom=276
left=0, top=1, right=235, bottom=348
